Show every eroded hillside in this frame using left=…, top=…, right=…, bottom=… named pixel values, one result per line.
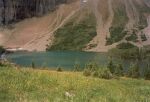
left=0, top=0, right=150, bottom=52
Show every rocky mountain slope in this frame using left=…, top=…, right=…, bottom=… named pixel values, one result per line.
left=0, top=0, right=150, bottom=52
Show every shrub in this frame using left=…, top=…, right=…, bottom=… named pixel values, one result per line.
left=85, top=62, right=98, bottom=71
left=127, top=63, right=140, bottom=78
left=73, top=64, right=80, bottom=72
left=83, top=62, right=98, bottom=76
left=57, top=67, right=63, bottom=72
left=83, top=62, right=113, bottom=79
left=83, top=68, right=91, bottom=76
left=98, top=68, right=113, bottom=79
left=114, top=63, right=124, bottom=76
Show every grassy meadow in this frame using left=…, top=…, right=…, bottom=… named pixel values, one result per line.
left=0, top=66, right=150, bottom=102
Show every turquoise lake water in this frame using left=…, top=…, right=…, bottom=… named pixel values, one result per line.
left=6, top=51, right=147, bottom=71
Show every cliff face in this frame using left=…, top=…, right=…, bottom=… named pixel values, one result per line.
left=0, top=0, right=70, bottom=25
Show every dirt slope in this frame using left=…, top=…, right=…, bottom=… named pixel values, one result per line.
left=0, top=1, right=80, bottom=51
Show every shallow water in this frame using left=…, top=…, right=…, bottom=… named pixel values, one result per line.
left=6, top=51, right=147, bottom=71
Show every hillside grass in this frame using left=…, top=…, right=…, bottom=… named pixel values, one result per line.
left=0, top=66, right=150, bottom=102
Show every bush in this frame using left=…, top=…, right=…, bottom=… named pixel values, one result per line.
left=57, top=67, right=63, bottom=72
left=83, top=62, right=98, bottom=76
left=83, top=68, right=91, bottom=76
left=83, top=62, right=113, bottom=79
left=73, top=64, right=81, bottom=72
left=98, top=68, right=113, bottom=79
left=114, top=64, right=124, bottom=76
left=127, top=63, right=140, bottom=78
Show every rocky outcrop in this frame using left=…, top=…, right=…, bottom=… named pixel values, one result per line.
left=0, top=0, right=70, bottom=25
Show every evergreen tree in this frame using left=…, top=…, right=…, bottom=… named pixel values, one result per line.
left=127, top=63, right=140, bottom=78
left=57, top=67, right=63, bottom=72
left=144, top=63, right=150, bottom=80
left=31, top=61, right=35, bottom=69
left=115, top=63, right=124, bottom=76
left=107, top=59, right=115, bottom=74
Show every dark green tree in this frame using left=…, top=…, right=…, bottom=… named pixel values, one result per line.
left=127, top=63, right=140, bottom=78
left=107, top=59, right=115, bottom=74
left=57, top=67, right=63, bottom=72
left=144, top=63, right=150, bottom=80
left=31, top=61, right=35, bottom=69
left=115, top=63, right=124, bottom=76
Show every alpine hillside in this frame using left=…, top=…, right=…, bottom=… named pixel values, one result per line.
left=0, top=0, right=150, bottom=52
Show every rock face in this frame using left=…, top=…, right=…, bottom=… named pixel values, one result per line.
left=0, top=0, right=70, bottom=25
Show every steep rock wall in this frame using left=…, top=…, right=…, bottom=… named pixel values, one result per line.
left=0, top=0, right=70, bottom=25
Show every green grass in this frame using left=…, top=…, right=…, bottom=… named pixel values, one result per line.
left=47, top=14, right=97, bottom=51
left=0, top=66, right=150, bottom=102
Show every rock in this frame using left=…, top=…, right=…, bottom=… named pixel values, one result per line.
left=0, top=0, right=72, bottom=25
left=65, top=92, right=75, bottom=98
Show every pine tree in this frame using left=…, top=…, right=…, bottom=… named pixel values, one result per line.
left=107, top=60, right=115, bottom=74
left=115, top=63, right=124, bottom=76
left=144, top=63, right=150, bottom=80
left=127, top=63, right=140, bottom=78
left=31, top=61, right=35, bottom=69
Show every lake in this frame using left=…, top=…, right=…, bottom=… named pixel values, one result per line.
left=6, top=51, right=148, bottom=71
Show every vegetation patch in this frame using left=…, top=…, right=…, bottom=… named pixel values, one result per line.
left=117, top=42, right=137, bottom=49
left=126, top=34, right=138, bottom=42
left=106, top=8, right=128, bottom=45
left=106, top=27, right=127, bottom=45
left=0, top=46, right=5, bottom=54
left=108, top=47, right=147, bottom=60
left=135, top=3, right=150, bottom=29
left=141, top=33, right=147, bottom=41
left=47, top=13, right=97, bottom=51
